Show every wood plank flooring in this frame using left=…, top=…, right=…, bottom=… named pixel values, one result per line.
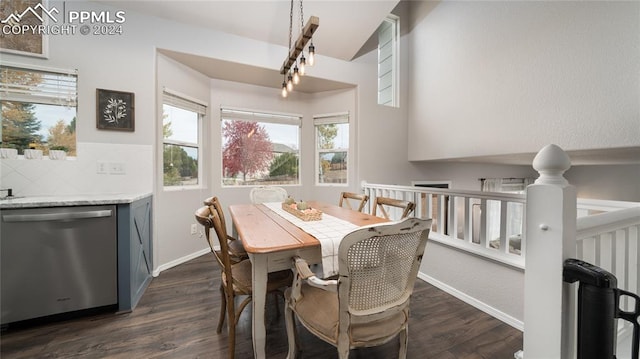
left=1, top=253, right=522, bottom=358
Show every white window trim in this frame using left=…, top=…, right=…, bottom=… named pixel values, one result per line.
left=377, top=14, right=399, bottom=108
left=162, top=89, right=206, bottom=190
left=314, top=112, right=349, bottom=187
left=220, top=106, right=302, bottom=188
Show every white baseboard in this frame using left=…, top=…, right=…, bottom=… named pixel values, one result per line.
left=418, top=271, right=524, bottom=331
left=152, top=248, right=211, bottom=277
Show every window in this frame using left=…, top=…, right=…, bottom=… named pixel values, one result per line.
left=221, top=107, right=301, bottom=186
left=315, top=112, right=349, bottom=185
left=162, top=90, right=205, bottom=187
left=377, top=14, right=399, bottom=107
left=0, top=64, right=77, bottom=156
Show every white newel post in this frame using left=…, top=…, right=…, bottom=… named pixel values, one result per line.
left=522, top=144, right=577, bottom=359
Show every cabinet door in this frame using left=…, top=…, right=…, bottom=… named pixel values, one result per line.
left=118, top=196, right=153, bottom=311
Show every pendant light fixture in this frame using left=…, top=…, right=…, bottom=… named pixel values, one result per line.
left=280, top=0, right=318, bottom=97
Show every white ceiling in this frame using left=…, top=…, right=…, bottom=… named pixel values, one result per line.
left=100, top=0, right=399, bottom=61
left=98, top=0, right=399, bottom=92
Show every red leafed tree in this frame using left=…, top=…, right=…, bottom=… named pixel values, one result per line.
left=222, top=120, right=273, bottom=182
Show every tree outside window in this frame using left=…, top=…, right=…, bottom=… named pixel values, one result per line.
left=162, top=99, right=202, bottom=187
left=1, top=66, right=77, bottom=156
left=221, top=111, right=300, bottom=186
left=315, top=113, right=349, bottom=185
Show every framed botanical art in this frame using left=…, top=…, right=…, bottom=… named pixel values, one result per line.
left=96, top=89, right=135, bottom=131
left=0, top=0, right=50, bottom=58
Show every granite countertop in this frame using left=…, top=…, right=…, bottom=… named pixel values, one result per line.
left=0, top=193, right=152, bottom=209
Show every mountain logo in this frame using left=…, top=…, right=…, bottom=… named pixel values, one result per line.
left=1, top=3, right=59, bottom=25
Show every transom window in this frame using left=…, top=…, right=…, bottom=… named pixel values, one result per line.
left=378, top=14, right=399, bottom=107
left=162, top=90, right=205, bottom=187
left=0, top=64, right=77, bottom=157
left=221, top=107, right=301, bottom=186
left=315, top=112, right=349, bottom=185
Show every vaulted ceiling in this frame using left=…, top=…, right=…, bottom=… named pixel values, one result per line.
left=98, top=1, right=399, bottom=92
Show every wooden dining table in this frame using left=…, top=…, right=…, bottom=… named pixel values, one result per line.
left=228, top=200, right=387, bottom=359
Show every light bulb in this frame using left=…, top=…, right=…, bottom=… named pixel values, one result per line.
left=308, top=43, right=315, bottom=66
left=287, top=74, right=293, bottom=91
left=293, top=66, right=300, bottom=84
left=281, top=82, right=288, bottom=97
left=299, top=56, right=306, bottom=76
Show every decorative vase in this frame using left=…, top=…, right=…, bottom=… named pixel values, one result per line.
left=49, top=150, right=67, bottom=160
left=24, top=149, right=43, bottom=159
left=0, top=148, right=18, bottom=159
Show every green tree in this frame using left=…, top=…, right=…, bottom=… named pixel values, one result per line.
left=47, top=119, right=76, bottom=155
left=1, top=101, right=42, bottom=151
left=317, top=124, right=338, bottom=149
left=1, top=66, right=44, bottom=151
left=269, top=152, right=299, bottom=178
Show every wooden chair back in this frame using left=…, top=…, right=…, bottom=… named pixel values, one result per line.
left=372, top=196, right=415, bottom=220
left=194, top=206, right=233, bottom=282
left=338, top=192, right=369, bottom=212
left=203, top=196, right=247, bottom=261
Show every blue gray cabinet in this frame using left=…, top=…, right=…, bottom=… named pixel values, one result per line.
left=117, top=195, right=153, bottom=311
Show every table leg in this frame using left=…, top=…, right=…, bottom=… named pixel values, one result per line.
left=251, top=253, right=268, bottom=359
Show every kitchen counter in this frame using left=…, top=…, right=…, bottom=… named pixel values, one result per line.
left=0, top=193, right=152, bottom=209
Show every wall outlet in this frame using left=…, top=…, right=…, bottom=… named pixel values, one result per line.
left=109, top=162, right=126, bottom=175
left=190, top=223, right=198, bottom=235
left=96, top=161, right=108, bottom=174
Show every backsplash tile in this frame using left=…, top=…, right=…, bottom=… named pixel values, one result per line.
left=0, top=142, right=153, bottom=197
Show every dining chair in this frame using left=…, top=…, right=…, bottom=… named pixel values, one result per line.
left=249, top=186, right=288, bottom=204
left=338, top=192, right=369, bottom=213
left=203, top=196, right=248, bottom=262
left=371, top=196, right=415, bottom=220
left=284, top=217, right=432, bottom=359
left=194, top=205, right=292, bottom=359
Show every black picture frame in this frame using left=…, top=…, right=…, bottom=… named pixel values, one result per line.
left=96, top=89, right=135, bottom=131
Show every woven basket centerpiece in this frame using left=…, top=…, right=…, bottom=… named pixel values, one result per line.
left=281, top=199, right=322, bottom=221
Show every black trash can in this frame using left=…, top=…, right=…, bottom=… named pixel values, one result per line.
left=563, top=258, right=639, bottom=359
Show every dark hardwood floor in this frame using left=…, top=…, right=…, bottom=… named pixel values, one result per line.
left=1, top=253, right=522, bottom=358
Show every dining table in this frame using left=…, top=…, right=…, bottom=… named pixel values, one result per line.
left=228, top=200, right=388, bottom=359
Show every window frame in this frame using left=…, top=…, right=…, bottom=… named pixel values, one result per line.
left=314, top=112, right=349, bottom=187
left=377, top=14, right=399, bottom=108
left=220, top=107, right=302, bottom=188
left=0, top=62, right=78, bottom=158
left=161, top=89, right=206, bottom=190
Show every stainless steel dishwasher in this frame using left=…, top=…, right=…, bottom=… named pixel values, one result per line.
left=1, top=205, right=117, bottom=325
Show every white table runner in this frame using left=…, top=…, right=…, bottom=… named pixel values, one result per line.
left=263, top=202, right=358, bottom=277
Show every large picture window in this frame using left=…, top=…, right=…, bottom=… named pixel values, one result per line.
left=221, top=107, right=301, bottom=186
left=162, top=90, right=205, bottom=187
left=315, top=112, right=349, bottom=185
left=0, top=64, right=77, bottom=156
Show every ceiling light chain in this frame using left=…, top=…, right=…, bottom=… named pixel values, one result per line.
left=280, top=0, right=318, bottom=97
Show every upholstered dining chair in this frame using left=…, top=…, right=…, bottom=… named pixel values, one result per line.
left=249, top=186, right=288, bottom=204
left=203, top=196, right=248, bottom=262
left=371, top=196, right=416, bottom=220
left=284, top=218, right=432, bottom=359
left=338, top=192, right=369, bottom=213
left=194, top=205, right=292, bottom=359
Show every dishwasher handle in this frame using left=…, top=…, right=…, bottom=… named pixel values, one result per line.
left=2, top=210, right=113, bottom=222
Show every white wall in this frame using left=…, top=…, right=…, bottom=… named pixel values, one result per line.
left=406, top=1, right=640, bottom=161
left=1, top=1, right=156, bottom=197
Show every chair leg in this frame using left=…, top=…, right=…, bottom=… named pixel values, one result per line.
left=399, top=326, right=408, bottom=359
left=284, top=302, right=297, bottom=359
left=226, top=291, right=236, bottom=359
left=217, top=284, right=226, bottom=334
